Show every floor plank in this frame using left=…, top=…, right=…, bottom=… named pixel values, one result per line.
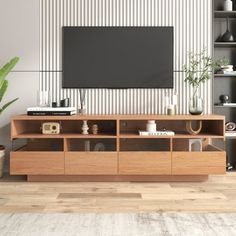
left=0, top=173, right=236, bottom=213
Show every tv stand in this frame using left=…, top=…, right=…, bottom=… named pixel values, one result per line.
left=10, top=115, right=226, bottom=182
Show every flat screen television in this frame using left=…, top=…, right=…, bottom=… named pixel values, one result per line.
left=62, top=27, right=173, bottom=88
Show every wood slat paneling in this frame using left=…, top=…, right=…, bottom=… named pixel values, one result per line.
left=40, top=0, right=212, bottom=115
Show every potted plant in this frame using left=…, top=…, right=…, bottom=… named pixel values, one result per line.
left=183, top=49, right=228, bottom=115
left=0, top=57, right=19, bottom=177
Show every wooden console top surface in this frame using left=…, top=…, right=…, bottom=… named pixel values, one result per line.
left=12, top=114, right=225, bottom=121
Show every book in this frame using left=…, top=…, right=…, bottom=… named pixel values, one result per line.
left=217, top=70, right=236, bottom=75
left=27, top=111, right=77, bottom=116
left=139, top=130, right=175, bottom=136
left=27, top=107, right=76, bottom=111
left=226, top=131, right=236, bottom=137
left=217, top=71, right=236, bottom=75
left=27, top=107, right=77, bottom=116
left=222, top=103, right=236, bottom=107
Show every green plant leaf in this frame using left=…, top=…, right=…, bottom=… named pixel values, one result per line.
left=0, top=57, right=20, bottom=115
left=0, top=57, right=19, bottom=86
left=0, top=80, right=8, bottom=102
left=0, top=98, right=18, bottom=114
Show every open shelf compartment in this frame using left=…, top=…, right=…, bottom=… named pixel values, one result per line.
left=11, top=119, right=117, bottom=138
left=119, top=119, right=224, bottom=137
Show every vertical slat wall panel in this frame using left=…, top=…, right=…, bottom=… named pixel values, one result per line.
left=40, top=0, right=212, bottom=115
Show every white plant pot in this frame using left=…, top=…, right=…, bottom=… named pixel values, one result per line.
left=0, top=146, right=5, bottom=178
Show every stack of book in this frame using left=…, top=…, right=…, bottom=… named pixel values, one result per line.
left=27, top=107, right=77, bottom=116
left=225, top=131, right=236, bottom=137
left=139, top=130, right=175, bottom=136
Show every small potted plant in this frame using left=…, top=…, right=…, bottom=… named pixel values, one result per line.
left=183, top=49, right=228, bottom=115
left=0, top=57, right=19, bottom=177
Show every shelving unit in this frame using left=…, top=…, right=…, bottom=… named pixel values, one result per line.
left=10, top=115, right=226, bottom=181
left=213, top=0, right=236, bottom=169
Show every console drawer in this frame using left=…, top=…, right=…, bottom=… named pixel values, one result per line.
left=172, top=148, right=226, bottom=175
left=65, top=152, right=118, bottom=175
left=119, top=152, right=171, bottom=175
left=10, top=152, right=64, bottom=175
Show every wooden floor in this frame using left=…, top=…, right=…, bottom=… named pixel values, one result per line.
left=0, top=173, right=236, bottom=213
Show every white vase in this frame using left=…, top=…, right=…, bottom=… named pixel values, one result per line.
left=0, top=146, right=5, bottom=178
left=224, top=0, right=233, bottom=11
left=146, top=120, right=156, bottom=132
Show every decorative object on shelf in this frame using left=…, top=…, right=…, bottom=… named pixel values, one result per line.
left=92, top=124, right=98, bottom=134
left=167, top=105, right=175, bottom=115
left=94, top=143, right=106, bottom=151
left=220, top=17, right=235, bottom=42
left=37, top=90, right=50, bottom=107
left=146, top=120, right=157, bottom=132
left=82, top=120, right=89, bottom=134
left=183, top=49, right=226, bottom=115
left=60, top=98, right=70, bottom=107
left=165, top=93, right=178, bottom=115
left=227, top=162, right=233, bottom=171
left=224, top=0, right=233, bottom=11
left=189, top=97, right=203, bottom=115
left=51, top=102, right=58, bottom=107
left=78, top=89, right=87, bottom=114
left=42, top=122, right=61, bottom=134
left=219, top=94, right=230, bottom=104
left=186, top=120, right=202, bottom=135
left=84, top=140, right=90, bottom=151
left=0, top=146, right=5, bottom=178
left=225, top=122, right=236, bottom=131
left=215, top=57, right=230, bottom=74
left=221, top=65, right=233, bottom=73
left=189, top=139, right=202, bottom=152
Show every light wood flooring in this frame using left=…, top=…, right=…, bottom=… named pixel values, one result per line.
left=1, top=173, right=236, bottom=213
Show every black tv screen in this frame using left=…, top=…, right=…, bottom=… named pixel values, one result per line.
left=63, top=27, right=173, bottom=88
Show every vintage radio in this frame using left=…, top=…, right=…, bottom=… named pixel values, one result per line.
left=42, top=122, right=60, bottom=134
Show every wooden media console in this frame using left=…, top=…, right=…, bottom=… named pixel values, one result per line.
left=10, top=115, right=226, bottom=181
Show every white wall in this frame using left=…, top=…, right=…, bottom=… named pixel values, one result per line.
left=0, top=0, right=40, bottom=171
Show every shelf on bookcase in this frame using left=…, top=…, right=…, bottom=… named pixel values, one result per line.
left=12, top=133, right=117, bottom=139
left=119, top=133, right=224, bottom=139
left=214, top=11, right=236, bottom=18
left=214, top=74, right=236, bottom=77
left=214, top=42, right=236, bottom=47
